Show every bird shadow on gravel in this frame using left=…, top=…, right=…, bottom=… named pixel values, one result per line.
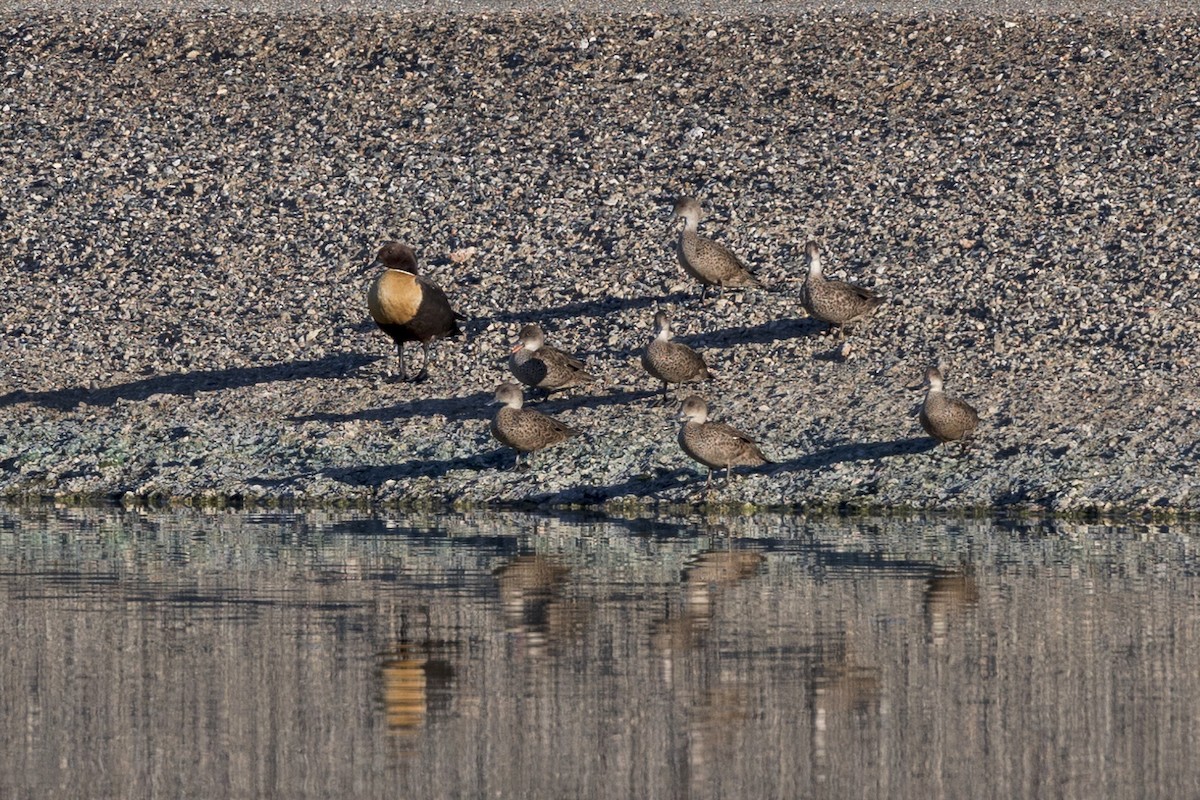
left=595, top=319, right=826, bottom=362
left=686, top=317, right=826, bottom=350
left=258, top=450, right=504, bottom=487
left=291, top=391, right=493, bottom=425
left=534, top=467, right=698, bottom=504
left=534, top=388, right=658, bottom=414
left=771, top=437, right=937, bottom=473
left=291, top=388, right=656, bottom=426
left=471, top=290, right=694, bottom=329
left=0, top=353, right=380, bottom=411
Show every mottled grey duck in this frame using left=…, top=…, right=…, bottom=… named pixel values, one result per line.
left=673, top=196, right=762, bottom=295
left=490, top=382, right=580, bottom=470
left=641, top=311, right=713, bottom=404
left=800, top=241, right=883, bottom=338
left=366, top=241, right=466, bottom=382
left=509, top=323, right=595, bottom=393
left=677, top=395, right=772, bottom=490
left=917, top=367, right=979, bottom=451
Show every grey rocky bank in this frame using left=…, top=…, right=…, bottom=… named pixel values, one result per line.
left=1, top=11, right=1197, bottom=514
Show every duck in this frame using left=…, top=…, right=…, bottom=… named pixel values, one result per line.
left=642, top=310, right=713, bottom=404
left=800, top=241, right=883, bottom=338
left=917, top=366, right=980, bottom=451
left=677, top=394, right=772, bottom=490
left=508, top=323, right=595, bottom=393
left=366, top=241, right=465, bottom=382
left=673, top=196, right=762, bottom=295
left=490, top=382, right=580, bottom=470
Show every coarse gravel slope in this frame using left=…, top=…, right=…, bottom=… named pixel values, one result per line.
left=1, top=10, right=1197, bottom=514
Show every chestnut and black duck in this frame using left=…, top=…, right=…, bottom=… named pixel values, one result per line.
left=642, top=311, right=713, bottom=404
left=490, top=382, right=580, bottom=469
left=677, top=394, right=772, bottom=490
left=800, top=241, right=883, bottom=338
left=508, top=323, right=595, bottom=393
left=366, top=241, right=465, bottom=382
left=673, top=196, right=762, bottom=295
left=917, top=367, right=979, bottom=451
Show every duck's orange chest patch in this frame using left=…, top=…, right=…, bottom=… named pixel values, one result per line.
left=368, top=270, right=422, bottom=326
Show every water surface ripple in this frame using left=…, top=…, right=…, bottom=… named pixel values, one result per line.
left=2, top=507, right=1198, bottom=798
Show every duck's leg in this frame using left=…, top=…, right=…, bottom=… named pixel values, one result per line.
left=394, top=342, right=408, bottom=382
left=412, top=341, right=432, bottom=383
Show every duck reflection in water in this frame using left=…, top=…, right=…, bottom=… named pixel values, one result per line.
left=651, top=548, right=766, bottom=667
left=651, top=544, right=765, bottom=793
left=494, top=555, right=590, bottom=660
left=378, top=641, right=455, bottom=746
left=811, top=635, right=882, bottom=778
left=924, top=567, right=979, bottom=646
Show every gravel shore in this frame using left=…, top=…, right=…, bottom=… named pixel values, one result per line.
left=1, top=9, right=1197, bottom=515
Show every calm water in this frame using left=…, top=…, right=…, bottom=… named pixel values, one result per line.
left=2, top=507, right=1200, bottom=798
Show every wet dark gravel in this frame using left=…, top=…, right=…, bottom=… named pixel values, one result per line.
left=1, top=10, right=1197, bottom=514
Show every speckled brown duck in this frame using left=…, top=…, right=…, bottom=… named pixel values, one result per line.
left=677, top=394, right=772, bottom=490
left=366, top=241, right=465, bottom=382
left=800, top=241, right=883, bottom=338
left=918, top=367, right=979, bottom=451
left=642, top=311, right=713, bottom=404
left=673, top=197, right=762, bottom=295
left=490, top=382, right=580, bottom=469
left=508, top=323, right=595, bottom=393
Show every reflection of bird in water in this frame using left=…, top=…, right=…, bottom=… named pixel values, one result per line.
left=651, top=549, right=766, bottom=673
left=494, top=555, right=589, bottom=658
left=378, top=643, right=454, bottom=743
left=687, top=683, right=754, bottom=792
left=808, top=633, right=882, bottom=777
left=924, top=568, right=979, bottom=645
left=649, top=550, right=764, bottom=793
left=814, top=660, right=881, bottom=717
left=685, top=549, right=766, bottom=587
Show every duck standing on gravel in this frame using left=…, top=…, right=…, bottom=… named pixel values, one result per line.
left=642, top=311, right=713, bottom=405
left=916, top=367, right=980, bottom=451
left=490, top=382, right=580, bottom=470
left=673, top=196, right=763, bottom=296
left=366, top=241, right=465, bottom=382
left=799, top=241, right=883, bottom=338
left=508, top=323, right=595, bottom=394
left=677, top=394, right=773, bottom=490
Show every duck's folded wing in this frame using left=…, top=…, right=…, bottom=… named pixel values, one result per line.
left=544, top=346, right=590, bottom=374
left=710, top=422, right=759, bottom=444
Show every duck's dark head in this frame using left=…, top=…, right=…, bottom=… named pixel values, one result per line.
left=372, top=241, right=419, bottom=273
